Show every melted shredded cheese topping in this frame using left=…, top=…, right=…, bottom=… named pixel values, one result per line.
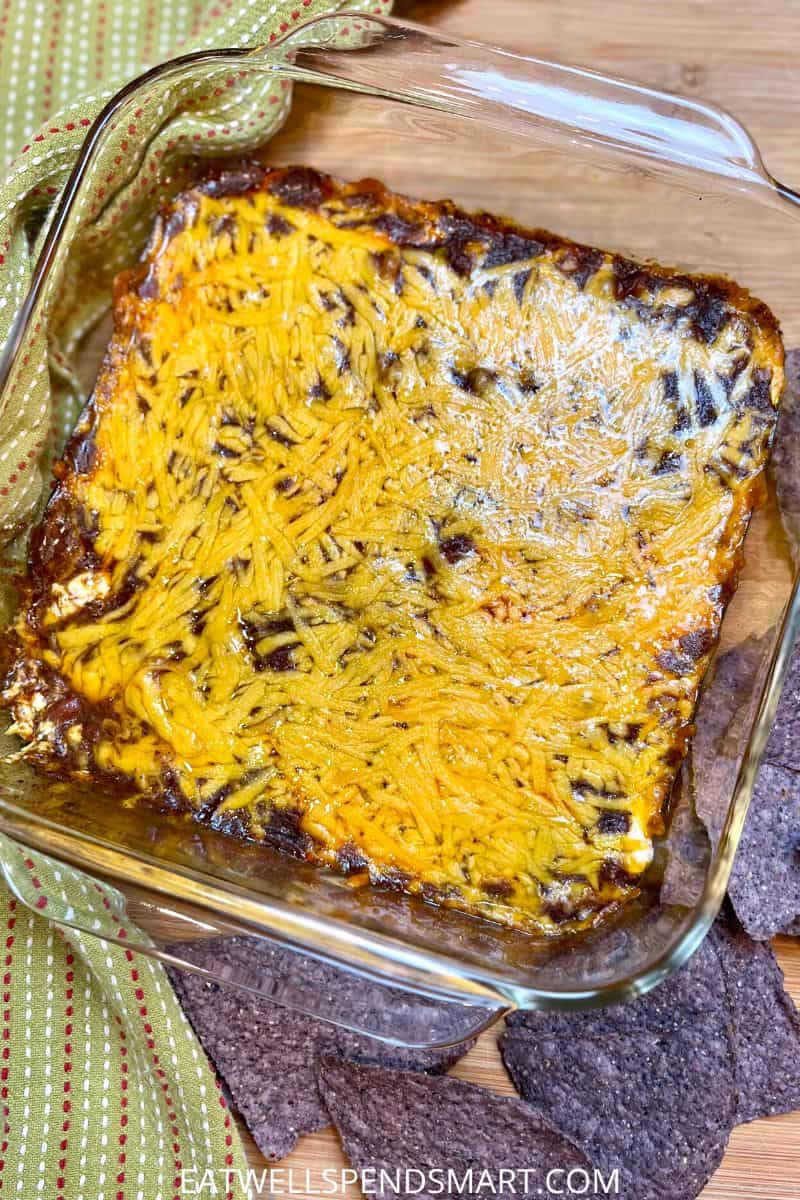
left=4, top=170, right=783, bottom=932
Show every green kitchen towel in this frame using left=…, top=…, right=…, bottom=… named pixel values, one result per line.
left=0, top=1, right=391, bottom=1197
left=0, top=833, right=250, bottom=1200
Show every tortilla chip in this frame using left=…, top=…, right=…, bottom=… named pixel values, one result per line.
left=659, top=765, right=710, bottom=909
left=316, top=1057, right=592, bottom=1200
left=772, top=348, right=800, bottom=563
left=500, top=935, right=736, bottom=1200
left=691, top=632, right=769, bottom=848
left=726, top=761, right=800, bottom=940
left=764, top=631, right=800, bottom=774
left=690, top=628, right=800, bottom=940
left=708, top=917, right=800, bottom=1122
left=167, top=937, right=482, bottom=1160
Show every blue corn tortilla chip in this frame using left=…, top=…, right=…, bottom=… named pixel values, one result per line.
left=690, top=629, right=800, bottom=939
left=708, top=916, right=800, bottom=1123
left=690, top=631, right=769, bottom=856
left=316, top=1057, right=594, bottom=1200
left=659, top=765, right=709, bottom=909
left=725, top=760, right=800, bottom=939
left=500, top=934, right=736, bottom=1200
left=167, top=936, right=483, bottom=1160
left=772, top=348, right=800, bottom=563
left=764, top=630, right=800, bottom=776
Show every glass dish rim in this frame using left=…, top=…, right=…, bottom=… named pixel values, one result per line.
left=1, top=10, right=799, bottom=1012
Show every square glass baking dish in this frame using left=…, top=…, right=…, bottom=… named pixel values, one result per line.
left=0, top=12, right=799, bottom=1045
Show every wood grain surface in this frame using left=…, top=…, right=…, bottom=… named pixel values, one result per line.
left=230, top=4, right=800, bottom=1199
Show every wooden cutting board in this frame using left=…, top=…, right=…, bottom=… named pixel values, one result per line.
left=235, top=3, right=800, bottom=1198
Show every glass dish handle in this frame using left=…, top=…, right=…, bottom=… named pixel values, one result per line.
left=280, top=12, right=800, bottom=213
left=0, top=842, right=131, bottom=937
left=0, top=844, right=500, bottom=1048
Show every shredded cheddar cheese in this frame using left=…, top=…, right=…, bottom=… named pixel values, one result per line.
left=1, top=166, right=783, bottom=933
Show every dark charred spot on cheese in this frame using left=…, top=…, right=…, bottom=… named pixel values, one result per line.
left=483, top=232, right=543, bottom=269
left=378, top=350, right=400, bottom=379
left=337, top=842, right=369, bottom=874
left=612, top=261, right=734, bottom=346
left=691, top=291, right=730, bottom=345
left=572, top=780, right=624, bottom=801
left=744, top=367, right=774, bottom=413
left=557, top=246, right=603, bottom=289
left=160, top=767, right=188, bottom=811
left=662, top=371, right=680, bottom=402
left=694, top=371, right=718, bottom=427
left=199, top=166, right=266, bottom=199
left=439, top=533, right=476, bottom=564
left=542, top=897, right=579, bottom=925
left=308, top=375, right=331, bottom=402
left=195, top=781, right=233, bottom=819
left=263, top=806, right=311, bottom=859
left=663, top=370, right=690, bottom=433
left=331, top=336, right=351, bottom=376
left=656, top=649, right=692, bottom=676
left=513, top=268, right=532, bottom=307
left=266, top=212, right=295, bottom=237
left=372, top=211, right=424, bottom=244
left=27, top=489, right=100, bottom=607
left=599, top=858, right=640, bottom=890
left=654, top=450, right=683, bottom=476
left=209, top=804, right=253, bottom=840
left=212, top=441, right=239, bottom=459
left=483, top=878, right=514, bottom=898
left=211, top=213, right=237, bottom=241
left=266, top=423, right=296, bottom=448
left=612, top=260, right=652, bottom=306
left=375, top=867, right=412, bottom=893
left=263, top=645, right=296, bottom=672
left=445, top=237, right=475, bottom=277
left=596, top=809, right=631, bottom=836
left=438, top=217, right=478, bottom=277
left=268, top=166, right=329, bottom=209
left=189, top=611, right=207, bottom=636
left=679, top=627, right=714, bottom=661
left=77, top=566, right=143, bottom=624
left=338, top=294, right=356, bottom=328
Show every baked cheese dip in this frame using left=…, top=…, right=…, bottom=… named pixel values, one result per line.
left=1, top=166, right=784, bottom=933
